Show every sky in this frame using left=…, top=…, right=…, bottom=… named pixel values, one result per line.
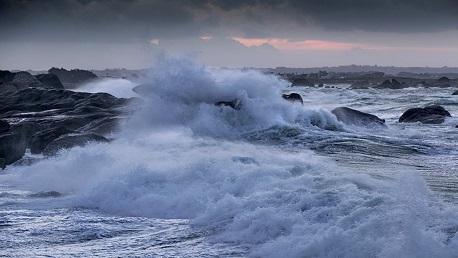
left=1, top=0, right=458, bottom=69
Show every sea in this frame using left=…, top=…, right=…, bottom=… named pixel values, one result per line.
left=1, top=57, right=457, bottom=257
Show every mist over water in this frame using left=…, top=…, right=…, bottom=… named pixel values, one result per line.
left=76, top=78, right=139, bottom=98
left=1, top=56, right=458, bottom=257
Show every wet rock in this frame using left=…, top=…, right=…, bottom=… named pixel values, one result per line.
left=0, top=88, right=127, bottom=114
left=43, top=133, right=109, bottom=156
left=35, top=74, right=64, bottom=89
left=10, top=71, right=44, bottom=90
left=289, top=76, right=314, bottom=87
left=30, top=126, right=75, bottom=154
left=0, top=120, right=10, bottom=133
left=399, top=105, right=451, bottom=124
left=0, top=70, right=15, bottom=84
left=332, top=107, right=386, bottom=127
left=350, top=81, right=370, bottom=89
left=375, top=79, right=403, bottom=89
left=453, top=90, right=458, bottom=95
left=438, top=76, right=450, bottom=83
left=0, top=86, right=130, bottom=167
left=10, top=122, right=44, bottom=146
left=282, top=93, right=303, bottom=104
left=0, top=133, right=27, bottom=166
left=78, top=117, right=121, bottom=135
left=215, top=99, right=241, bottom=110
left=48, top=67, right=98, bottom=88
left=28, top=191, right=62, bottom=198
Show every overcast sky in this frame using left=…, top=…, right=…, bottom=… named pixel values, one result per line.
left=1, top=0, right=458, bottom=69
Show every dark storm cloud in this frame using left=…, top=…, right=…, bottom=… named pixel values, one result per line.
left=1, top=0, right=458, bottom=42
left=208, top=0, right=458, bottom=33
left=0, top=0, right=212, bottom=42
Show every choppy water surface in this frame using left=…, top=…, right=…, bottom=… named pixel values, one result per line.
left=1, top=59, right=458, bottom=257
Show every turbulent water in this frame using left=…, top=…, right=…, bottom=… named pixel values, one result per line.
left=1, top=57, right=458, bottom=257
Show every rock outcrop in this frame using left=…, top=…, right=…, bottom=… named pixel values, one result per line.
left=399, top=105, right=451, bottom=124
left=282, top=93, right=303, bottom=104
left=49, top=67, right=98, bottom=88
left=374, top=79, right=404, bottom=89
left=332, top=107, right=386, bottom=127
left=0, top=85, right=132, bottom=168
left=0, top=70, right=64, bottom=91
left=43, top=133, right=109, bottom=156
left=35, top=74, right=65, bottom=89
left=215, top=99, right=242, bottom=110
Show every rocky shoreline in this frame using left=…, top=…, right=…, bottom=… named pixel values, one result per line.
left=1, top=68, right=456, bottom=169
left=0, top=69, right=135, bottom=168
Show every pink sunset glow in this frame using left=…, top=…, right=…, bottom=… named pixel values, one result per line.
left=232, top=37, right=362, bottom=51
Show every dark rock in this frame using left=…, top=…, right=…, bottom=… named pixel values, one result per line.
left=0, top=88, right=127, bottom=114
left=215, top=99, right=241, bottom=110
left=78, top=117, right=121, bottom=135
left=30, top=126, right=75, bottom=154
left=7, top=122, right=46, bottom=149
left=350, top=81, right=369, bottom=89
left=35, top=74, right=64, bottom=89
left=0, top=133, right=27, bottom=166
left=453, top=90, right=458, bottom=95
left=438, top=76, right=450, bottom=83
left=0, top=85, right=130, bottom=167
left=0, top=120, right=10, bottom=133
left=399, top=105, right=451, bottom=124
left=375, top=79, right=403, bottom=89
left=286, top=75, right=315, bottom=87
left=0, top=70, right=15, bottom=84
left=49, top=67, right=97, bottom=88
left=282, top=93, right=303, bottom=104
left=43, top=133, right=109, bottom=156
left=28, top=191, right=62, bottom=198
left=10, top=71, right=44, bottom=90
left=332, top=107, right=386, bottom=127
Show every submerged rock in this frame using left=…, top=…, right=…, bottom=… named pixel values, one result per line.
left=399, top=105, right=451, bottom=124
left=331, top=107, right=386, bottom=127
left=215, top=99, right=241, bottom=110
left=282, top=93, right=303, bottom=104
left=28, top=191, right=62, bottom=198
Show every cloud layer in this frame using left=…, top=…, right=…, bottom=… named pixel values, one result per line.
left=1, top=0, right=458, bottom=69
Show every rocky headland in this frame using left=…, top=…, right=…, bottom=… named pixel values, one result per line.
left=0, top=69, right=134, bottom=168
